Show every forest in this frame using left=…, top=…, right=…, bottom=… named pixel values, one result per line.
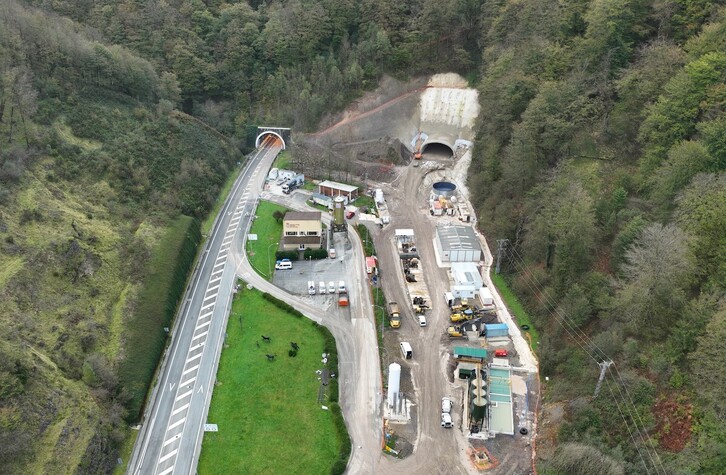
left=0, top=0, right=724, bottom=473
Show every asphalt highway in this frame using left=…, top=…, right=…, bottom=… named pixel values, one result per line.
left=126, top=139, right=282, bottom=475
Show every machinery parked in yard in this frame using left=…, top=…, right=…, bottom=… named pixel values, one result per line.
left=387, top=301, right=401, bottom=328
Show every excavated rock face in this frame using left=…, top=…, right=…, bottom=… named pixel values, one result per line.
left=299, top=73, right=479, bottom=182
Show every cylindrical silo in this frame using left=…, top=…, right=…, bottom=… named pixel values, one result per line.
left=333, top=196, right=345, bottom=226
left=471, top=387, right=487, bottom=400
left=387, top=363, right=401, bottom=408
left=471, top=395, right=487, bottom=420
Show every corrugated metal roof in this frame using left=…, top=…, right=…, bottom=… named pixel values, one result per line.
left=453, top=346, right=487, bottom=358
left=318, top=180, right=358, bottom=193
left=436, top=225, right=482, bottom=252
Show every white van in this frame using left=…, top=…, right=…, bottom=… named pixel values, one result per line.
left=308, top=281, right=316, bottom=295
left=275, top=259, right=292, bottom=270
left=400, top=341, right=413, bottom=359
left=338, top=280, right=346, bottom=294
left=329, top=248, right=336, bottom=259
left=319, top=281, right=327, bottom=294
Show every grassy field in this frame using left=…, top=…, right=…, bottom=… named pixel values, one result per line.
left=491, top=273, right=540, bottom=351
left=272, top=150, right=291, bottom=170
left=198, top=287, right=341, bottom=474
left=201, top=164, right=243, bottom=235
left=246, top=201, right=289, bottom=280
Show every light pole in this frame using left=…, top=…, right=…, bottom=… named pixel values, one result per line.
left=267, top=241, right=279, bottom=278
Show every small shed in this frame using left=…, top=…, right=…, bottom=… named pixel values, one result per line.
left=365, top=256, right=377, bottom=274
left=485, top=323, right=508, bottom=338
left=453, top=346, right=487, bottom=363
left=318, top=180, right=359, bottom=200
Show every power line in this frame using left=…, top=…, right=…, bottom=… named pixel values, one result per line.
left=499, top=244, right=666, bottom=474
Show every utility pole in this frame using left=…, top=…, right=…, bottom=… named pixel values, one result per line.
left=593, top=360, right=613, bottom=398
left=495, top=239, right=508, bottom=274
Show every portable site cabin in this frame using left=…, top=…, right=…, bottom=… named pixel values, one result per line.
left=485, top=323, right=509, bottom=338
left=478, top=286, right=495, bottom=307
left=453, top=346, right=487, bottom=363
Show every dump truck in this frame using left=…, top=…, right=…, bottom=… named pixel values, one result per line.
left=387, top=302, right=401, bottom=328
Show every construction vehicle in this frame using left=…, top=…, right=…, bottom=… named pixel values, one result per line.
left=450, top=313, right=473, bottom=323
left=447, top=326, right=465, bottom=338
left=412, top=130, right=424, bottom=166
left=387, top=302, right=401, bottom=328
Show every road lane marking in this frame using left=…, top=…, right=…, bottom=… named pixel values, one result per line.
left=202, top=296, right=215, bottom=306
left=196, top=321, right=211, bottom=331
left=186, top=352, right=202, bottom=364
left=200, top=302, right=215, bottom=312
left=209, top=277, right=222, bottom=286
left=175, top=389, right=193, bottom=402
left=206, top=284, right=220, bottom=294
left=172, top=403, right=189, bottom=416
left=169, top=383, right=176, bottom=392
left=158, top=448, right=178, bottom=464
left=190, top=342, right=205, bottom=351
left=193, top=327, right=209, bottom=338
left=180, top=377, right=195, bottom=388
left=182, top=364, right=199, bottom=376
left=157, top=465, right=175, bottom=475
left=163, top=435, right=180, bottom=447
left=168, top=417, right=186, bottom=431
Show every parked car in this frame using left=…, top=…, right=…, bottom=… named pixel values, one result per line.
left=441, top=413, right=453, bottom=428
left=319, top=281, right=327, bottom=294
left=441, top=397, right=453, bottom=414
left=494, top=349, right=509, bottom=357
left=328, top=281, right=336, bottom=294
left=275, top=259, right=292, bottom=270
left=329, top=248, right=337, bottom=259
left=307, top=281, right=316, bottom=295
left=345, top=210, right=355, bottom=219
left=417, top=314, right=427, bottom=327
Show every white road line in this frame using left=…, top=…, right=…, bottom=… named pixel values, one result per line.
left=196, top=320, right=211, bottom=331
left=168, top=417, right=186, bottom=431
left=202, top=296, right=216, bottom=306
left=157, top=465, right=175, bottom=475
left=209, top=276, right=222, bottom=285
left=199, top=308, right=214, bottom=318
left=179, top=377, right=195, bottom=389
left=186, top=352, right=203, bottom=364
left=176, top=389, right=193, bottom=401
left=172, top=403, right=189, bottom=416
left=190, top=342, right=204, bottom=352
left=206, top=284, right=220, bottom=294
left=158, top=448, right=178, bottom=464
left=182, top=364, right=199, bottom=376
left=200, top=302, right=215, bottom=312
left=162, top=435, right=180, bottom=447
left=192, top=332, right=208, bottom=343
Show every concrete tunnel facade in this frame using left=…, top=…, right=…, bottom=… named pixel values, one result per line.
left=421, top=141, right=454, bottom=158
left=255, top=131, right=287, bottom=150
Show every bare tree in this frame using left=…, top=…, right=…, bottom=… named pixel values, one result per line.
left=4, top=66, right=38, bottom=148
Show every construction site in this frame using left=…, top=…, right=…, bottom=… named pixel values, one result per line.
left=283, top=73, right=540, bottom=474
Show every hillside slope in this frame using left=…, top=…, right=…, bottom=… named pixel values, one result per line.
left=0, top=2, right=237, bottom=472
left=470, top=1, right=725, bottom=472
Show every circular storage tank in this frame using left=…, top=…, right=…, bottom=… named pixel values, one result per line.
left=471, top=387, right=487, bottom=400
left=432, top=181, right=457, bottom=198
left=333, top=197, right=345, bottom=226
left=471, top=395, right=487, bottom=420
left=470, top=378, right=482, bottom=393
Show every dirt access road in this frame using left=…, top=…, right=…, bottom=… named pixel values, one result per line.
left=367, top=162, right=479, bottom=474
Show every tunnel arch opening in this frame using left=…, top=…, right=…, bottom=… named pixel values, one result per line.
left=421, top=142, right=453, bottom=159
left=255, top=131, right=286, bottom=149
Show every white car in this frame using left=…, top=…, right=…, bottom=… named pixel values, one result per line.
left=441, top=397, right=453, bottom=414
left=417, top=314, right=427, bottom=327
left=328, top=281, right=336, bottom=294
left=441, top=413, right=453, bottom=428
left=319, top=281, right=327, bottom=294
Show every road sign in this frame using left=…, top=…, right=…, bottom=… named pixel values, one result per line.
left=204, top=424, right=218, bottom=432
left=248, top=234, right=258, bottom=241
